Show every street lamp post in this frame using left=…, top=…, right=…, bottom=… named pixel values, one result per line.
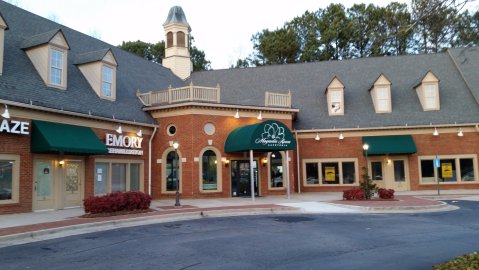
left=362, top=143, right=369, bottom=174
left=173, top=141, right=180, bottom=207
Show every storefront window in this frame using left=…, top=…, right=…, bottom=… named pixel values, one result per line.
left=94, top=163, right=108, bottom=194
left=371, top=162, right=383, bottom=180
left=130, top=163, right=140, bottom=191
left=0, top=160, right=13, bottom=201
left=202, top=150, right=217, bottom=190
left=305, top=163, right=319, bottom=185
left=322, top=162, right=339, bottom=184
left=166, top=151, right=179, bottom=191
left=270, top=151, right=283, bottom=188
left=342, top=162, right=355, bottom=184
left=112, top=163, right=126, bottom=192
left=419, top=156, right=477, bottom=184
left=393, top=160, right=405, bottom=182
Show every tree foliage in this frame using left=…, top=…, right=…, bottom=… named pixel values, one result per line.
left=235, top=0, right=478, bottom=68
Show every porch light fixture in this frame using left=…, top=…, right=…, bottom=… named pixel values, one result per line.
left=172, top=141, right=180, bottom=207
left=59, top=160, right=65, bottom=167
left=339, top=133, right=344, bottom=140
left=433, top=127, right=439, bottom=136
left=234, top=109, right=240, bottom=119
left=262, top=157, right=268, bottom=166
left=1, top=104, right=10, bottom=119
left=136, top=129, right=142, bottom=137
left=315, top=133, right=320, bottom=141
left=458, top=128, right=464, bottom=137
left=116, top=125, right=123, bottom=134
left=257, top=111, right=262, bottom=120
left=222, top=157, right=229, bottom=167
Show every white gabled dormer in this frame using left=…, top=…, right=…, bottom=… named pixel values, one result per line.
left=414, top=71, right=440, bottom=111
left=325, top=76, right=345, bottom=116
left=369, top=74, right=392, bottom=113
left=21, top=29, right=70, bottom=89
left=75, top=49, right=118, bottom=101
left=162, top=6, right=193, bottom=80
left=0, top=13, right=8, bottom=76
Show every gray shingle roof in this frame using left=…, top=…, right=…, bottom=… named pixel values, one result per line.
left=163, top=6, right=190, bottom=27
left=74, top=48, right=112, bottom=65
left=0, top=1, right=186, bottom=125
left=20, top=29, right=66, bottom=49
left=189, top=48, right=479, bottom=130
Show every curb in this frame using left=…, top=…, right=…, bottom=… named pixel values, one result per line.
left=328, top=200, right=458, bottom=213
left=0, top=206, right=299, bottom=248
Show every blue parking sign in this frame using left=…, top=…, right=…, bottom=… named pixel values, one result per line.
left=434, top=158, right=440, bottom=168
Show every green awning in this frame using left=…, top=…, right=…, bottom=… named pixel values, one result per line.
left=225, top=120, right=296, bottom=153
left=31, top=120, right=108, bottom=154
left=362, top=135, right=416, bottom=155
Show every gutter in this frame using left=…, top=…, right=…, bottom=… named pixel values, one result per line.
left=0, top=99, right=159, bottom=128
left=148, top=126, right=158, bottom=196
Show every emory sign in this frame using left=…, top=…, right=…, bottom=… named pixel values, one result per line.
left=105, top=133, right=143, bottom=155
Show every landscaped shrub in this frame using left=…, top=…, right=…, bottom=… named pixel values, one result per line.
left=83, top=191, right=151, bottom=214
left=343, top=187, right=366, bottom=200
left=433, top=252, right=479, bottom=270
left=378, top=188, right=395, bottom=199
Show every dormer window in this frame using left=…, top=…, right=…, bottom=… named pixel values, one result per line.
left=325, top=77, right=345, bottom=116
left=101, top=65, right=113, bottom=97
left=50, top=48, right=63, bottom=85
left=369, top=74, right=392, bottom=113
left=75, top=49, right=117, bottom=101
left=21, top=29, right=70, bottom=90
left=415, top=71, right=440, bottom=111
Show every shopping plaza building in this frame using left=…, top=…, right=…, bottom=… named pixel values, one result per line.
left=0, top=2, right=478, bottom=214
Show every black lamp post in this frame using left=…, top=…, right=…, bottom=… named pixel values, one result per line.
left=173, top=141, right=180, bottom=207
left=362, top=143, right=369, bottom=174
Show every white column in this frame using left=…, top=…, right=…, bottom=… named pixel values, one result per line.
left=250, top=149, right=255, bottom=201
left=286, top=151, right=291, bottom=199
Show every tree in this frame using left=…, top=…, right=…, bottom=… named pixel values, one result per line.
left=383, top=2, right=414, bottom=55
left=318, top=3, right=352, bottom=60
left=456, top=10, right=479, bottom=46
left=287, top=10, right=322, bottom=62
left=251, top=27, right=300, bottom=65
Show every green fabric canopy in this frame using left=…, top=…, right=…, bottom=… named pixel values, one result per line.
left=362, top=135, right=416, bottom=155
left=31, top=120, right=108, bottom=154
left=225, top=120, right=296, bottom=153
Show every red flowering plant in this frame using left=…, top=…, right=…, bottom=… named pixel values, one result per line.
left=378, top=188, right=395, bottom=199
left=83, top=191, right=152, bottom=214
left=343, top=187, right=366, bottom=200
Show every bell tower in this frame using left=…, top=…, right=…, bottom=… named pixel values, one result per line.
left=163, top=6, right=193, bottom=80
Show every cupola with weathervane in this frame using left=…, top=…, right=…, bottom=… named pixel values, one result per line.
left=163, top=6, right=193, bottom=80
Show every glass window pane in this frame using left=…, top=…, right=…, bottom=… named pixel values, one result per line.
left=270, top=152, right=283, bottom=188
left=322, top=162, right=339, bottom=184
left=393, top=160, right=406, bottom=182
left=166, top=151, right=179, bottom=191
left=421, top=160, right=435, bottom=183
left=342, top=162, right=355, bottom=184
left=111, top=163, right=126, bottom=192
left=371, top=162, right=383, bottom=180
left=94, top=163, right=108, bottom=194
left=50, top=49, right=63, bottom=85
left=0, top=160, right=13, bottom=200
left=130, top=164, right=140, bottom=191
left=439, top=159, right=456, bottom=182
left=305, top=163, right=319, bottom=185
left=202, top=150, right=217, bottom=190
left=460, top=158, right=475, bottom=182
left=102, top=66, right=112, bottom=97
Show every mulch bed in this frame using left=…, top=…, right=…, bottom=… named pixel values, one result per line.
left=79, top=208, right=155, bottom=218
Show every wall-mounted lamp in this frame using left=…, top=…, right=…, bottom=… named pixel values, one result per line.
left=116, top=125, right=123, bottom=134
left=315, top=133, right=320, bottom=141
left=262, top=157, right=268, bottom=167
left=221, top=158, right=229, bottom=167
left=387, top=158, right=392, bottom=165
left=59, top=160, right=65, bottom=167
left=458, top=128, right=464, bottom=137
left=433, top=127, right=439, bottom=136
left=136, top=129, right=142, bottom=137
left=234, top=109, right=240, bottom=119
left=339, top=133, right=344, bottom=140
left=1, top=104, right=10, bottom=119
left=257, top=111, right=262, bottom=120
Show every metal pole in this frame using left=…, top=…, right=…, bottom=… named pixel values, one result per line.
left=286, top=151, right=291, bottom=199
left=250, top=149, right=255, bottom=202
left=436, top=156, right=440, bottom=195
left=175, top=148, right=181, bottom=206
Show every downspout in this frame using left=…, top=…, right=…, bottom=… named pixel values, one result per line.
left=148, top=127, right=158, bottom=196
left=295, top=130, right=301, bottom=194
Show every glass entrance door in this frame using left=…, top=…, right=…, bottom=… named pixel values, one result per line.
left=33, top=160, right=54, bottom=211
left=63, top=161, right=82, bottom=208
left=231, top=160, right=258, bottom=197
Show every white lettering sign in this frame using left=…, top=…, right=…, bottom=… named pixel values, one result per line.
left=0, top=119, right=29, bottom=135
left=254, top=123, right=291, bottom=147
left=105, top=133, right=143, bottom=155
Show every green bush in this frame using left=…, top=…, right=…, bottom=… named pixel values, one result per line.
left=433, top=252, right=479, bottom=270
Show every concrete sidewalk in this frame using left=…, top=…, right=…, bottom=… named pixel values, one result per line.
left=0, top=190, right=477, bottom=248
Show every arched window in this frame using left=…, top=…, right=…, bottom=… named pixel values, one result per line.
left=270, top=151, right=283, bottom=188
left=177, top=31, right=186, bottom=47
left=166, top=32, right=173, bottom=48
left=202, top=150, right=217, bottom=191
left=166, top=151, right=179, bottom=191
